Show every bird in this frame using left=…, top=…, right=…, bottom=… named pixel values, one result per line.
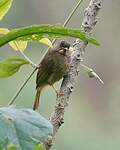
left=33, top=41, right=71, bottom=110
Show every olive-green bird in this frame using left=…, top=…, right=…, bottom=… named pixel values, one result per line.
left=33, top=41, right=71, bottom=110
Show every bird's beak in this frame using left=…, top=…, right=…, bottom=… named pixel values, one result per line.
left=64, top=47, right=68, bottom=51
left=69, top=46, right=74, bottom=55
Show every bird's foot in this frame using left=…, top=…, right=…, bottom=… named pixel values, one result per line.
left=51, top=85, right=65, bottom=97
left=56, top=91, right=65, bottom=97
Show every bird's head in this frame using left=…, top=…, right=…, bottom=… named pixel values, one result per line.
left=57, top=41, right=71, bottom=56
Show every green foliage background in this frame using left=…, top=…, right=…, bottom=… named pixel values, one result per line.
left=0, top=0, right=120, bottom=150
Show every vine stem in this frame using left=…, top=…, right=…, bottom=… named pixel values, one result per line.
left=8, top=0, right=83, bottom=105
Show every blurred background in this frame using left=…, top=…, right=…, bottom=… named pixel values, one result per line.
left=0, top=0, right=120, bottom=150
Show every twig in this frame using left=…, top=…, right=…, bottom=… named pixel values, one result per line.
left=80, top=63, right=104, bottom=84
left=8, top=0, right=84, bottom=105
left=46, top=0, right=102, bottom=149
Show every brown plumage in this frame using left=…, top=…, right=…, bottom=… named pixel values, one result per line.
left=33, top=41, right=71, bottom=110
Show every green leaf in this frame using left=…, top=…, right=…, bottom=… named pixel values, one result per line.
left=0, top=58, right=29, bottom=78
left=0, top=146, right=2, bottom=150
left=0, top=28, right=28, bottom=51
left=0, top=107, right=53, bottom=150
left=0, top=25, right=100, bottom=47
left=0, top=0, right=13, bottom=21
left=34, top=144, right=46, bottom=150
left=7, top=145, right=16, bottom=150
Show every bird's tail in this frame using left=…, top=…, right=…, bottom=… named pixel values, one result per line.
left=33, top=88, right=42, bottom=110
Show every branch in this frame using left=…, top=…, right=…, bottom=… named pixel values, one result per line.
left=46, top=0, right=102, bottom=149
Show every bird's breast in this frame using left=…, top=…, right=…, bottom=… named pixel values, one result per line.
left=47, top=55, right=69, bottom=85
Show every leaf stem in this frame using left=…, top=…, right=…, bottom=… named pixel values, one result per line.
left=8, top=0, right=83, bottom=105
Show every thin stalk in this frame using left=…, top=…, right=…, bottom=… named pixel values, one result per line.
left=20, top=51, right=37, bottom=68
left=8, top=0, right=83, bottom=105
left=63, top=0, right=83, bottom=27
left=8, top=69, right=37, bottom=105
left=13, top=41, right=38, bottom=68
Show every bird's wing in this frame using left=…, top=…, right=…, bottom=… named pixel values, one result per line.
left=36, top=53, right=54, bottom=89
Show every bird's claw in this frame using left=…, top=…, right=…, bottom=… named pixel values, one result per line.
left=57, top=91, right=65, bottom=97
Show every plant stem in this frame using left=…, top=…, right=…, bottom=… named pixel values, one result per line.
left=14, top=41, right=38, bottom=68
left=8, top=69, right=37, bottom=105
left=8, top=0, right=83, bottom=105
left=63, top=0, right=83, bottom=27
left=20, top=51, right=37, bottom=68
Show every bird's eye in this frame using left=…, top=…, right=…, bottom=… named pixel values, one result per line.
left=59, top=48, right=68, bottom=55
